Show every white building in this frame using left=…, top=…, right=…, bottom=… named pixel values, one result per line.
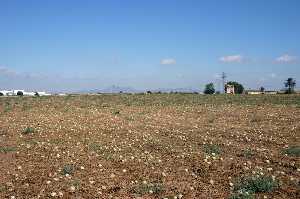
left=23, top=91, right=36, bottom=96
left=36, top=91, right=51, bottom=96
left=0, top=90, right=51, bottom=96
left=0, top=90, right=13, bottom=96
left=225, top=84, right=235, bottom=94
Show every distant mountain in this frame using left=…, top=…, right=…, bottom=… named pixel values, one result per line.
left=151, top=87, right=202, bottom=93
left=72, top=86, right=202, bottom=94
left=98, top=85, right=141, bottom=93
left=75, top=85, right=141, bottom=94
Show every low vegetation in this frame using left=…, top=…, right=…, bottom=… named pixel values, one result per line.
left=283, top=146, right=300, bottom=157
left=203, top=144, right=221, bottom=155
left=62, top=164, right=75, bottom=176
left=0, top=146, right=16, bottom=153
left=22, top=127, right=35, bottom=135
left=231, top=175, right=278, bottom=198
left=131, top=182, right=164, bottom=196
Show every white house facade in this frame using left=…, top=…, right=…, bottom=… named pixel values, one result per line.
left=0, top=90, right=51, bottom=96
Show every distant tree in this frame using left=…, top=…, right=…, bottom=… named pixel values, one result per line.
left=17, top=91, right=23, bottom=96
left=260, top=87, right=265, bottom=93
left=226, top=81, right=244, bottom=94
left=204, top=83, right=215, bottom=94
left=34, top=92, right=39, bottom=97
left=284, top=78, right=296, bottom=94
left=0, top=92, right=3, bottom=96
left=146, top=91, right=152, bottom=94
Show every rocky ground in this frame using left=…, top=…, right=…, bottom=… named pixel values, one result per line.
left=0, top=94, right=299, bottom=199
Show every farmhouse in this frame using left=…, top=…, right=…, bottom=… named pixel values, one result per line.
left=225, top=84, right=235, bottom=94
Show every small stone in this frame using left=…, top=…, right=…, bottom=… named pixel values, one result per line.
left=69, top=186, right=76, bottom=192
left=267, top=168, right=273, bottom=171
left=50, top=192, right=57, bottom=197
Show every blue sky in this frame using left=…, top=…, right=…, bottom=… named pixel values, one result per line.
left=0, top=0, right=299, bottom=92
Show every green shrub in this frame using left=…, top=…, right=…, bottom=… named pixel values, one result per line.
left=283, top=146, right=300, bottom=157
left=231, top=175, right=278, bottom=198
left=0, top=146, right=16, bottom=153
left=89, top=143, right=102, bottom=152
left=230, top=192, right=254, bottom=199
left=203, top=144, right=221, bottom=155
left=62, top=164, right=74, bottom=175
left=113, top=110, right=120, bottom=115
left=4, top=102, right=11, bottom=112
left=22, top=127, right=35, bottom=135
left=238, top=149, right=255, bottom=158
left=131, top=183, right=164, bottom=195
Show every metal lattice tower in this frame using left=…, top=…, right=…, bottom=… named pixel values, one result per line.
left=221, top=72, right=226, bottom=93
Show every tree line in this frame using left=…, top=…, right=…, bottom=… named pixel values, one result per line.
left=204, top=78, right=296, bottom=94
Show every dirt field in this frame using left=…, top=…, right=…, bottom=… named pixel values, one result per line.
left=0, top=94, right=299, bottom=199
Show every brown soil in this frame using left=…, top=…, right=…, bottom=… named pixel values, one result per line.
left=0, top=95, right=299, bottom=199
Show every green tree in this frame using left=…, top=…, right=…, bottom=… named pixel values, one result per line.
left=204, top=83, right=215, bottom=94
left=284, top=78, right=296, bottom=94
left=17, top=91, right=23, bottom=96
left=226, top=81, right=244, bottom=94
